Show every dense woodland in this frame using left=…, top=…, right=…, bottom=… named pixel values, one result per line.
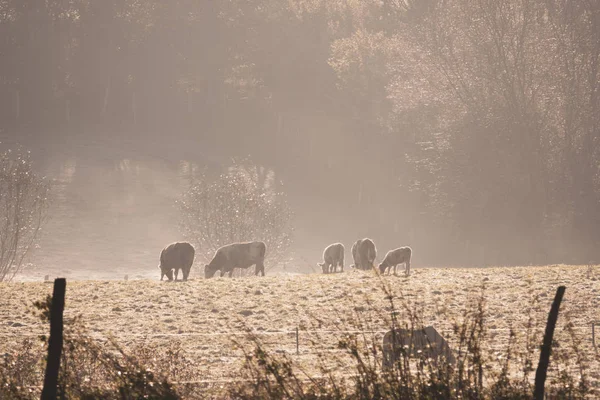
left=1, top=0, right=599, bottom=267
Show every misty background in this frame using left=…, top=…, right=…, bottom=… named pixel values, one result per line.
left=1, top=0, right=599, bottom=279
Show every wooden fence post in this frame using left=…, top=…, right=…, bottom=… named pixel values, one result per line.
left=534, top=286, right=565, bottom=400
left=41, top=278, right=66, bottom=400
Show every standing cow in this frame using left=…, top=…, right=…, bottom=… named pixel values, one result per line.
left=159, top=242, right=195, bottom=281
left=318, top=243, right=345, bottom=274
left=205, top=241, right=266, bottom=278
left=351, top=238, right=377, bottom=271
left=379, top=247, right=412, bottom=275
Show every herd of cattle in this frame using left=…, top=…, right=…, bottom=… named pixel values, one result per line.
left=157, top=241, right=457, bottom=367
left=158, top=238, right=411, bottom=281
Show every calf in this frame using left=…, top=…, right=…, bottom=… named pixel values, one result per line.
left=379, top=247, right=412, bottom=275
left=318, top=243, right=345, bottom=273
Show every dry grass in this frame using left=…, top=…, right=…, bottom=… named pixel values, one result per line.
left=0, top=264, right=599, bottom=398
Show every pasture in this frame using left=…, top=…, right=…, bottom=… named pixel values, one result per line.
left=1, top=264, right=599, bottom=397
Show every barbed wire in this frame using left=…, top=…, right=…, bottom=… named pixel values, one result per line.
left=0, top=324, right=594, bottom=339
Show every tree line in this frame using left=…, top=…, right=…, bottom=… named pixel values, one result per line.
left=1, top=0, right=599, bottom=266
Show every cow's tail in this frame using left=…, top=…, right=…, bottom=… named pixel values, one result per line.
left=258, top=242, right=267, bottom=259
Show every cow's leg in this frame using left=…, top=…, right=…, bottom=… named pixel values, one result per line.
left=220, top=270, right=226, bottom=277
left=256, top=262, right=265, bottom=276
left=174, top=268, right=179, bottom=281
left=406, top=260, right=410, bottom=275
left=229, top=269, right=234, bottom=278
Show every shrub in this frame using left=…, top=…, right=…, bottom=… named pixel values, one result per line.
left=178, top=159, right=294, bottom=275
left=0, top=296, right=186, bottom=400
left=0, top=147, right=50, bottom=281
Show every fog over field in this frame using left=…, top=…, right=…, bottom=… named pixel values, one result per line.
left=1, top=1, right=600, bottom=281
left=5, top=133, right=406, bottom=281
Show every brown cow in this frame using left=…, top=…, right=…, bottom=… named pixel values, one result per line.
left=318, top=243, right=345, bottom=274
left=205, top=241, right=266, bottom=278
left=379, top=247, right=412, bottom=275
left=351, top=238, right=377, bottom=271
left=159, top=242, right=195, bottom=281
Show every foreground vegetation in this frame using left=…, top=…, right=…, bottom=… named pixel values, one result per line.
left=1, top=265, right=598, bottom=398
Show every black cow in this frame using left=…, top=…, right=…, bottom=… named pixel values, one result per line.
left=379, top=247, right=412, bottom=275
left=351, top=238, right=377, bottom=271
left=205, top=241, right=266, bottom=278
left=318, top=243, right=345, bottom=274
left=159, top=242, right=195, bottom=281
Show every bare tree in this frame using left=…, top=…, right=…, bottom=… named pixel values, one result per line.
left=178, top=159, right=293, bottom=275
left=0, top=148, right=50, bottom=281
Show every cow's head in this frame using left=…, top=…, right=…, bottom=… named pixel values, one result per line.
left=378, top=263, right=386, bottom=274
left=318, top=262, right=328, bottom=274
left=161, top=267, right=174, bottom=281
left=205, top=264, right=217, bottom=279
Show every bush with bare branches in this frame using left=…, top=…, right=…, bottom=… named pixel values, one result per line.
left=0, top=148, right=49, bottom=281
left=178, top=160, right=293, bottom=275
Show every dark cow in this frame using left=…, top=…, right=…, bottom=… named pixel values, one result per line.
left=318, top=243, right=345, bottom=274
left=382, top=326, right=455, bottom=370
left=159, top=242, right=195, bottom=281
left=205, top=241, right=266, bottom=278
left=379, top=247, right=412, bottom=275
left=351, top=238, right=377, bottom=270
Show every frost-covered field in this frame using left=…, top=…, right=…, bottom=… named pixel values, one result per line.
left=1, top=265, right=599, bottom=391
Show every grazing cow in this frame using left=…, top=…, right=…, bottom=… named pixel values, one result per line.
left=351, top=238, right=377, bottom=270
left=205, top=241, right=266, bottom=278
left=318, top=243, right=345, bottom=274
left=382, top=326, right=455, bottom=370
left=379, top=247, right=412, bottom=275
left=159, top=242, right=195, bottom=281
